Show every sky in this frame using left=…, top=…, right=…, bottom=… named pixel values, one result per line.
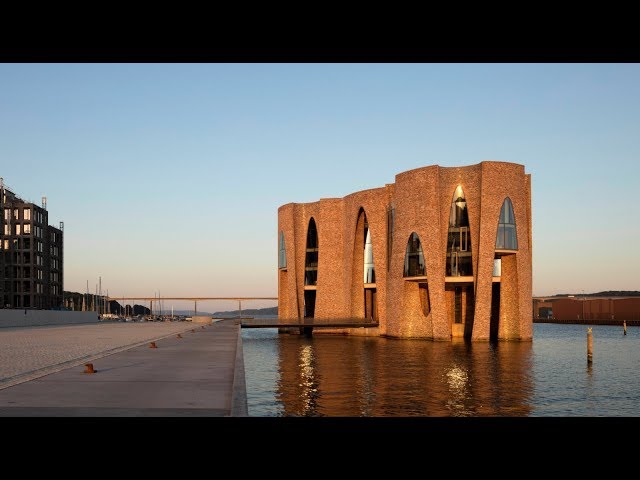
left=1, top=63, right=638, bottom=311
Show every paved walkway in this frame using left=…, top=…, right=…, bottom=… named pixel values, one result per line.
left=0, top=320, right=246, bottom=416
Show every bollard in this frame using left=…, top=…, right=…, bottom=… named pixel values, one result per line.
left=623, top=320, right=627, bottom=336
left=587, top=328, right=593, bottom=364
left=177, top=334, right=182, bottom=338
left=149, top=341, right=157, bottom=348
left=84, top=363, right=96, bottom=374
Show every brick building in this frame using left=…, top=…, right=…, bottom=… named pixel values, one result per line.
left=277, top=161, right=532, bottom=341
left=534, top=296, right=640, bottom=322
left=0, top=178, right=63, bottom=309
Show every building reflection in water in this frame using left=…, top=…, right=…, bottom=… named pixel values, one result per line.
left=276, top=333, right=533, bottom=416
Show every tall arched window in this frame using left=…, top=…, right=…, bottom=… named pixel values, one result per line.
left=305, top=218, right=318, bottom=285
left=496, top=197, right=518, bottom=250
left=446, top=185, right=473, bottom=276
left=404, top=232, right=426, bottom=277
left=278, top=231, right=287, bottom=269
left=386, top=205, right=395, bottom=271
left=364, top=220, right=375, bottom=284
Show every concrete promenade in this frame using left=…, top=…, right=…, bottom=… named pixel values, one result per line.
left=0, top=319, right=247, bottom=416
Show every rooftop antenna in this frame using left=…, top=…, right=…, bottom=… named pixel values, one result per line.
left=60, top=221, right=64, bottom=231
left=42, top=196, right=47, bottom=210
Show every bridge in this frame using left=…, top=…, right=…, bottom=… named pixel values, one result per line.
left=106, top=296, right=278, bottom=317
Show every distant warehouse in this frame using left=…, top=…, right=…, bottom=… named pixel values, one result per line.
left=0, top=178, right=63, bottom=309
left=277, top=161, right=532, bottom=341
left=534, top=294, right=640, bottom=322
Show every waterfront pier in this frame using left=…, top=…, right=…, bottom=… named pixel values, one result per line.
left=0, top=319, right=246, bottom=416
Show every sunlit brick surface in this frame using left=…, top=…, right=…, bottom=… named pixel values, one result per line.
left=278, top=161, right=532, bottom=341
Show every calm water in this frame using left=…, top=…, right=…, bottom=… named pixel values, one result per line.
left=242, top=323, right=640, bottom=416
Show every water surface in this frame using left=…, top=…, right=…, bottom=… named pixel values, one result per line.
left=242, top=323, right=640, bottom=416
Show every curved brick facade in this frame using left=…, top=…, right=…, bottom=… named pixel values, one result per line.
left=278, top=161, right=532, bottom=341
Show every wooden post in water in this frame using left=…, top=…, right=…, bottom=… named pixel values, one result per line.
left=623, top=320, right=627, bottom=336
left=587, top=327, right=593, bottom=364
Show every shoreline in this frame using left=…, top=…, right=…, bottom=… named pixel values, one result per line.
left=533, top=318, right=639, bottom=326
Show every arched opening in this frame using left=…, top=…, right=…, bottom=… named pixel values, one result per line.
left=404, top=232, right=425, bottom=277
left=446, top=185, right=472, bottom=277
left=361, top=209, right=377, bottom=320
left=304, top=218, right=318, bottom=287
left=364, top=223, right=375, bottom=284
left=445, top=185, right=474, bottom=339
left=386, top=204, right=395, bottom=272
left=495, top=197, right=518, bottom=251
left=304, top=218, right=318, bottom=320
left=351, top=209, right=378, bottom=320
left=491, top=198, right=519, bottom=341
left=403, top=232, right=430, bottom=316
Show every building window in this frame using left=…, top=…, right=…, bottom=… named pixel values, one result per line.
left=4, top=209, right=9, bottom=220
left=446, top=185, right=473, bottom=276
left=23, top=208, right=30, bottom=220
left=23, top=224, right=30, bottom=235
left=13, top=209, right=18, bottom=220
left=304, top=218, right=318, bottom=285
left=496, top=197, right=518, bottom=250
left=493, top=258, right=502, bottom=276
left=3, top=224, right=8, bottom=235
left=403, top=232, right=426, bottom=277
left=386, top=205, right=394, bottom=271
left=363, top=217, right=375, bottom=283
left=15, top=224, right=21, bottom=235
left=278, top=231, right=287, bottom=269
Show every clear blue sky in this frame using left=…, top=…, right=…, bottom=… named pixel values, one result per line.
left=1, top=63, right=638, bottom=310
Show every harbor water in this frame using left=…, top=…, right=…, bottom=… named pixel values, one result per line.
left=242, top=323, right=640, bottom=416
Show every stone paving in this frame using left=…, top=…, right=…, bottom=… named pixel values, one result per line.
left=0, top=321, right=198, bottom=390
left=0, top=320, right=246, bottom=416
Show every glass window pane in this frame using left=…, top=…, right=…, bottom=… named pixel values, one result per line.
left=278, top=231, right=287, bottom=268
left=364, top=227, right=375, bottom=283
left=495, top=198, right=518, bottom=250
left=404, top=232, right=426, bottom=277
left=447, top=186, right=472, bottom=276
left=304, top=219, right=318, bottom=285
left=493, top=258, right=502, bottom=276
